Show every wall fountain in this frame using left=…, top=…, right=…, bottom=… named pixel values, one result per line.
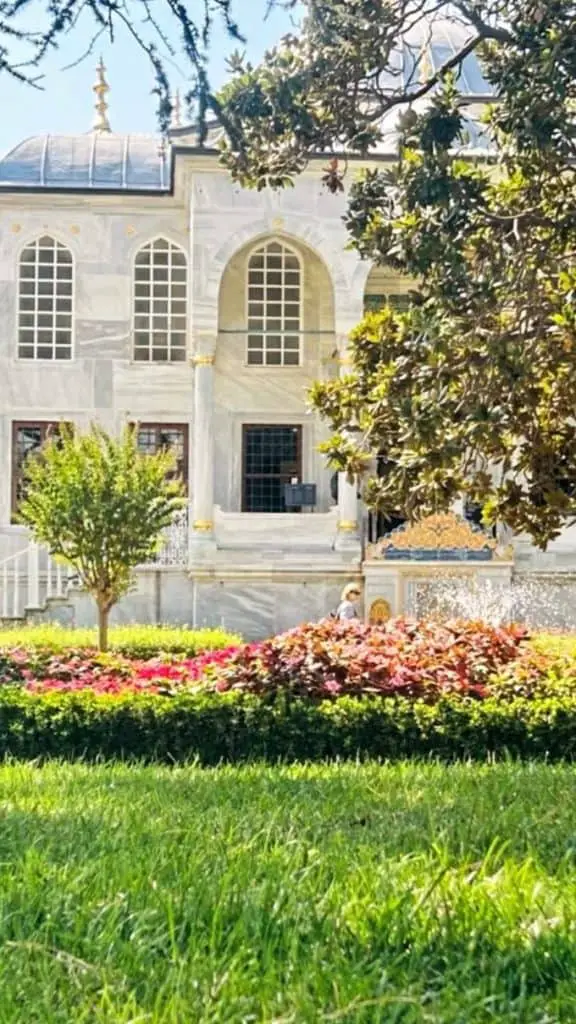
left=364, top=512, right=576, bottom=629
left=363, top=512, right=514, bottom=624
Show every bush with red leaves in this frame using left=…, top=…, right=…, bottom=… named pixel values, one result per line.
left=1, top=619, right=531, bottom=703
left=1, top=647, right=238, bottom=694
left=204, top=618, right=529, bottom=702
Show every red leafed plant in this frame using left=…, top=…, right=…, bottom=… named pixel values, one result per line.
left=204, top=619, right=529, bottom=702
left=1, top=620, right=531, bottom=702
left=4, top=647, right=239, bottom=694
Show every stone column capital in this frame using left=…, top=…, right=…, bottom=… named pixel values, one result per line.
left=190, top=353, right=215, bottom=367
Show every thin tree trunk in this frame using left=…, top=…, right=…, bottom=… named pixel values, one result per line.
left=98, top=604, right=109, bottom=653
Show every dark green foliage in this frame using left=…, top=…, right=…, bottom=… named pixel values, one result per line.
left=1, top=687, right=576, bottom=763
left=219, top=0, right=576, bottom=548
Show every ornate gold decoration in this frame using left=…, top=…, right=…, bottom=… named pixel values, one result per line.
left=338, top=352, right=354, bottom=367
left=193, top=520, right=213, bottom=532
left=92, top=57, right=111, bottom=133
left=494, top=544, right=514, bottom=562
left=419, top=46, right=433, bottom=82
left=10, top=223, right=21, bottom=233
left=338, top=520, right=358, bottom=532
left=369, top=598, right=391, bottom=625
left=191, top=354, right=215, bottom=366
left=69, top=225, right=80, bottom=234
left=126, top=225, right=136, bottom=236
left=271, top=216, right=285, bottom=230
left=381, top=512, right=496, bottom=552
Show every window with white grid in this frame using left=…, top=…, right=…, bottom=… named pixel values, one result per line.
left=133, top=238, right=188, bottom=362
left=247, top=241, right=302, bottom=366
left=18, top=236, right=73, bottom=360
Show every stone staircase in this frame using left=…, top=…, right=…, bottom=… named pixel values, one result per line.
left=0, top=511, right=191, bottom=626
left=0, top=542, right=73, bottom=624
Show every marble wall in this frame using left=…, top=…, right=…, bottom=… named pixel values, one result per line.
left=56, top=570, right=348, bottom=639
left=0, top=158, right=363, bottom=565
left=1, top=153, right=576, bottom=583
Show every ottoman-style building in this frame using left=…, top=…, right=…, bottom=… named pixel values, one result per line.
left=0, top=27, right=574, bottom=637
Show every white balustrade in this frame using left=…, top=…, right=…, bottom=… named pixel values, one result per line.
left=213, top=506, right=339, bottom=550
left=0, top=544, right=71, bottom=622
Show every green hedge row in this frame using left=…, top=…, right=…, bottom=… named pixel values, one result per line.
left=0, top=688, right=575, bottom=762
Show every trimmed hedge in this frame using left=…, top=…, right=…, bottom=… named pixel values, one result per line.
left=0, top=687, right=575, bottom=763
left=0, top=624, right=240, bottom=658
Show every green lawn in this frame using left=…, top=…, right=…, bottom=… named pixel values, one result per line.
left=0, top=762, right=575, bottom=1023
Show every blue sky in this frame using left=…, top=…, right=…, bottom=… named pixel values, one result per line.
left=0, top=1, right=300, bottom=154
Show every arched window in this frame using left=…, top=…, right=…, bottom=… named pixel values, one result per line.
left=247, top=240, right=301, bottom=366
left=133, top=238, right=187, bottom=362
left=18, top=236, right=73, bottom=360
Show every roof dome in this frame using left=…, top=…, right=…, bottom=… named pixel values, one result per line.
left=399, top=16, right=495, bottom=97
left=0, top=133, right=170, bottom=191
left=177, top=15, right=495, bottom=158
left=371, top=15, right=496, bottom=155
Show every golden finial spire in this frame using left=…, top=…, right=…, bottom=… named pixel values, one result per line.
left=171, top=89, right=182, bottom=130
left=92, top=57, right=111, bottom=133
left=420, top=46, right=433, bottom=83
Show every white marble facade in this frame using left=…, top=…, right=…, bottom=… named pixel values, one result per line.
left=0, top=133, right=574, bottom=635
left=0, top=137, right=371, bottom=631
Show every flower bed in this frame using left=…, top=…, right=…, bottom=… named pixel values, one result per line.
left=204, top=618, right=529, bottom=701
left=1, top=618, right=575, bottom=763
left=0, top=618, right=529, bottom=700
left=11, top=648, right=239, bottom=695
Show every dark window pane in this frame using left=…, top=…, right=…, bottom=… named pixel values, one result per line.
left=242, top=425, right=302, bottom=512
left=12, top=422, right=68, bottom=515
left=135, top=423, right=188, bottom=491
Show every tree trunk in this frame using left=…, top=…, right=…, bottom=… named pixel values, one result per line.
left=97, top=604, right=109, bottom=653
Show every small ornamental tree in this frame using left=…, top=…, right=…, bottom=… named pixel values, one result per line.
left=18, top=425, right=186, bottom=651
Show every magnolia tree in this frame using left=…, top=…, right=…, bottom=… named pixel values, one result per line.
left=18, top=425, right=186, bottom=651
left=215, top=0, right=576, bottom=548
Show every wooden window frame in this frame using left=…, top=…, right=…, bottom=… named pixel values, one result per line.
left=11, top=420, right=70, bottom=520
left=132, top=422, right=190, bottom=493
left=241, top=423, right=303, bottom=513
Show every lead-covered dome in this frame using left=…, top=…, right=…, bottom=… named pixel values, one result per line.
left=372, top=15, right=496, bottom=154
left=0, top=132, right=170, bottom=191
left=396, top=16, right=494, bottom=97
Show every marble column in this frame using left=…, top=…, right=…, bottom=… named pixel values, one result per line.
left=190, top=349, right=216, bottom=550
left=334, top=346, right=361, bottom=554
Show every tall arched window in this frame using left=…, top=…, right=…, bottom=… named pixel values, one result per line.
left=247, top=240, right=301, bottom=366
left=133, top=238, right=187, bottom=362
left=18, top=236, right=73, bottom=360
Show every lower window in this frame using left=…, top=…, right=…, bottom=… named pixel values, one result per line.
left=134, top=423, right=189, bottom=492
left=242, top=425, right=302, bottom=512
left=12, top=421, right=69, bottom=518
